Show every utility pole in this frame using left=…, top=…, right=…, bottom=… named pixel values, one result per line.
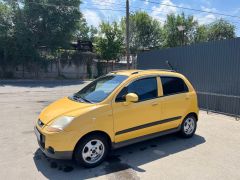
left=126, top=0, right=130, bottom=69
left=177, top=25, right=186, bottom=46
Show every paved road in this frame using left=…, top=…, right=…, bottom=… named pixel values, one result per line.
left=0, top=80, right=240, bottom=180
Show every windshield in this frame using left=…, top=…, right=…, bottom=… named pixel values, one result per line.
left=70, top=75, right=128, bottom=103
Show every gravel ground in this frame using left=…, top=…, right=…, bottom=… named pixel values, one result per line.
left=0, top=80, right=240, bottom=180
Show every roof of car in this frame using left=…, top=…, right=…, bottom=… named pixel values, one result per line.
left=109, top=69, right=181, bottom=77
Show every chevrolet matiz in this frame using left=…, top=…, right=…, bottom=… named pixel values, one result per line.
left=34, top=69, right=199, bottom=167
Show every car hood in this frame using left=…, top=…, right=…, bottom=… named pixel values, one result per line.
left=39, top=97, right=95, bottom=125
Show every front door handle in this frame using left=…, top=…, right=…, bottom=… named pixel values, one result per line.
left=151, top=102, right=158, bottom=106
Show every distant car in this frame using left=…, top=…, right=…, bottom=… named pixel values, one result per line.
left=34, top=69, right=199, bottom=167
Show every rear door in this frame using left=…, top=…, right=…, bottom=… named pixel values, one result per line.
left=159, top=76, right=190, bottom=129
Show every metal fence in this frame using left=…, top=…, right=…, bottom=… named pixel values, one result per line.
left=137, top=38, right=240, bottom=118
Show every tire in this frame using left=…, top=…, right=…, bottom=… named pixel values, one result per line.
left=74, top=134, right=109, bottom=168
left=179, top=115, right=197, bottom=138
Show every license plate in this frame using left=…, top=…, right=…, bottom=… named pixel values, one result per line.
left=34, top=127, right=41, bottom=142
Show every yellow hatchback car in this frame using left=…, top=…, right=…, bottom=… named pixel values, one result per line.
left=34, top=69, right=199, bottom=167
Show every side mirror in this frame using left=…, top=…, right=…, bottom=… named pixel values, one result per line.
left=125, top=93, right=138, bottom=103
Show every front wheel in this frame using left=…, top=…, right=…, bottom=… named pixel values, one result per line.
left=180, top=115, right=197, bottom=138
left=74, top=135, right=109, bottom=168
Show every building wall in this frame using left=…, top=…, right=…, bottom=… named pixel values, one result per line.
left=137, top=38, right=240, bottom=116
left=13, top=61, right=127, bottom=79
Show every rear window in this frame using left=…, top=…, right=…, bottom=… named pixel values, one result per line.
left=161, top=76, right=188, bottom=96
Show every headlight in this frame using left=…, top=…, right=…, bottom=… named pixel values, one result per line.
left=46, top=116, right=74, bottom=132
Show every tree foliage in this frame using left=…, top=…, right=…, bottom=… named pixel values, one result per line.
left=163, top=13, right=198, bottom=47
left=96, top=21, right=124, bottom=62
left=76, top=17, right=97, bottom=42
left=207, top=19, right=235, bottom=41
left=0, top=2, right=14, bottom=74
left=194, top=25, right=208, bottom=43
left=121, top=11, right=163, bottom=53
left=194, top=19, right=236, bottom=43
left=0, top=0, right=82, bottom=77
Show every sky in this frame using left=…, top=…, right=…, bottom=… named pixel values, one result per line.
left=81, top=0, right=240, bottom=36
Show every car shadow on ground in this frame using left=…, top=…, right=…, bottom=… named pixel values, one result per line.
left=0, top=80, right=86, bottom=88
left=33, top=133, right=205, bottom=180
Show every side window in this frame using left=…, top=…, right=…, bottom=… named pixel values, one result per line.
left=115, top=77, right=158, bottom=102
left=161, top=76, right=188, bottom=96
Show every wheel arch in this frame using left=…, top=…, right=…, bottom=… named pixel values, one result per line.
left=185, top=112, right=198, bottom=121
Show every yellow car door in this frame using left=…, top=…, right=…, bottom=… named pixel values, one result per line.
left=159, top=76, right=191, bottom=129
left=112, top=76, right=163, bottom=143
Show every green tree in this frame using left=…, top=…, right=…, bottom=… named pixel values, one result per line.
left=207, top=19, right=235, bottom=41
left=194, top=25, right=208, bottom=43
left=21, top=0, right=81, bottom=51
left=12, top=5, right=42, bottom=77
left=163, top=13, right=198, bottom=47
left=11, top=0, right=81, bottom=77
left=73, top=17, right=97, bottom=78
left=76, top=17, right=97, bottom=42
left=121, top=11, right=163, bottom=54
left=0, top=2, right=15, bottom=77
left=96, top=21, right=124, bottom=73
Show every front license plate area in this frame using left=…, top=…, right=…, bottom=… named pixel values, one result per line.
left=34, top=127, right=41, bottom=142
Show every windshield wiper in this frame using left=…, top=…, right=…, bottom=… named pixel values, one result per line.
left=73, top=94, right=93, bottom=104
left=79, top=96, right=93, bottom=103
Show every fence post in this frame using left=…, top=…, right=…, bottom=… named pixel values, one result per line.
left=207, top=93, right=209, bottom=114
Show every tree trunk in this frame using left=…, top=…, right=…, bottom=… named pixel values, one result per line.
left=57, top=58, right=61, bottom=77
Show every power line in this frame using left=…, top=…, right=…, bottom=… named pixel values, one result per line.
left=130, top=5, right=240, bottom=29
left=84, top=7, right=125, bottom=12
left=6, top=1, right=240, bottom=29
left=24, top=1, right=125, bottom=11
left=12, top=0, right=240, bottom=21
left=26, top=1, right=79, bottom=9
left=131, top=6, right=240, bottom=23
left=20, top=1, right=240, bottom=22
left=24, top=1, right=126, bottom=12
left=138, top=0, right=240, bottom=19
left=82, top=0, right=125, bottom=8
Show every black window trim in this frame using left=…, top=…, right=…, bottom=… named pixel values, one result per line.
left=115, top=75, right=159, bottom=103
left=159, top=75, right=189, bottom=97
left=114, top=75, right=190, bottom=103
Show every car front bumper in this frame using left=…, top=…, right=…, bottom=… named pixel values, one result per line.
left=34, top=126, right=73, bottom=160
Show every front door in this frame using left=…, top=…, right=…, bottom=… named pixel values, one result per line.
left=112, top=77, right=162, bottom=143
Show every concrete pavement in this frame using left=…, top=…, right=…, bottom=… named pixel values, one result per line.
left=0, top=80, right=239, bottom=180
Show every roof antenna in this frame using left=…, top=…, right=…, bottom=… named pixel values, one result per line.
left=166, top=61, right=176, bottom=72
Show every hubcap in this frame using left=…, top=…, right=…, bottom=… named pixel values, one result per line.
left=184, top=117, right=195, bottom=135
left=82, top=139, right=105, bottom=164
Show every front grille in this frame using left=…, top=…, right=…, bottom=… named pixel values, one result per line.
left=37, top=119, right=44, bottom=128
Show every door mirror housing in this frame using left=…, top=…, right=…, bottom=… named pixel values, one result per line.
left=125, top=93, right=138, bottom=103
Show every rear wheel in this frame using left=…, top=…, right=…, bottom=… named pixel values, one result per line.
left=74, top=134, right=109, bottom=168
left=180, top=115, right=197, bottom=138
